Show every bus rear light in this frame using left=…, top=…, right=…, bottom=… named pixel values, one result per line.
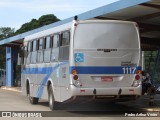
left=137, top=70, right=141, bottom=75
left=74, top=81, right=80, bottom=86
left=132, top=80, right=139, bottom=87
left=73, top=75, right=79, bottom=80
left=132, top=74, right=141, bottom=87
left=72, top=69, right=77, bottom=75
left=135, top=75, right=140, bottom=80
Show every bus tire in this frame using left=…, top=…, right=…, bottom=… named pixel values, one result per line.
left=28, top=85, right=39, bottom=104
left=48, top=85, right=58, bottom=110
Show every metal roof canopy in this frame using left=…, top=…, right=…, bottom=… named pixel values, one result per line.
left=0, top=0, right=159, bottom=51
left=95, top=0, right=160, bottom=51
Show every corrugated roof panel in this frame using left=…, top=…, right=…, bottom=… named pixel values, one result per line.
left=101, top=5, right=159, bottom=20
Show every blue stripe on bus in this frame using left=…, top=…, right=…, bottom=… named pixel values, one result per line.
left=22, top=66, right=141, bottom=75
left=70, top=66, right=142, bottom=74
left=22, top=64, right=141, bottom=98
left=37, top=62, right=68, bottom=98
left=36, top=64, right=59, bottom=98
left=22, top=67, right=52, bottom=74
left=22, top=62, right=68, bottom=98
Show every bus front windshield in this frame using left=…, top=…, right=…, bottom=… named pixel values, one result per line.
left=74, top=22, right=140, bottom=49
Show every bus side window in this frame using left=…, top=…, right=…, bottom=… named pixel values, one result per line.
left=32, top=40, right=37, bottom=51
left=53, top=35, right=59, bottom=48
left=39, top=38, right=43, bottom=50
left=59, top=31, right=70, bottom=61
left=21, top=46, right=27, bottom=65
left=51, top=34, right=59, bottom=61
left=30, top=41, right=33, bottom=52
left=44, top=36, right=51, bottom=63
left=31, top=40, right=37, bottom=64
left=61, top=31, right=70, bottom=46
left=45, top=36, right=51, bottom=49
left=37, top=38, right=44, bottom=63
left=27, top=42, right=31, bottom=52
left=26, top=42, right=32, bottom=64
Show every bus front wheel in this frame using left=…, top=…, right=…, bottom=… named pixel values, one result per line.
left=48, top=85, right=58, bottom=110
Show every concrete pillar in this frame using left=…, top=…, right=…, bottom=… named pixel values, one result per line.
left=6, top=47, right=13, bottom=86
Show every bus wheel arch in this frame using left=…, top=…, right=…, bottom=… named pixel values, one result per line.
left=47, top=80, right=52, bottom=93
left=26, top=80, right=30, bottom=96
left=47, top=80, right=59, bottom=110
left=26, top=79, right=39, bottom=104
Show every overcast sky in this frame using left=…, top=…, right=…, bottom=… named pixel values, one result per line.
left=0, top=0, right=118, bottom=30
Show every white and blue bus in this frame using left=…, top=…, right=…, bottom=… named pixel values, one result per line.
left=20, top=18, right=142, bottom=110
left=0, top=69, right=6, bottom=87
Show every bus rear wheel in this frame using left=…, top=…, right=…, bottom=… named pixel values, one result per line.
left=48, top=85, right=58, bottom=110
left=27, top=84, right=39, bottom=104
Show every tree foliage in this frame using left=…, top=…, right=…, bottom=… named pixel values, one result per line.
left=144, top=51, right=160, bottom=84
left=0, top=14, right=60, bottom=69
left=15, top=14, right=60, bottom=34
left=0, top=27, right=15, bottom=40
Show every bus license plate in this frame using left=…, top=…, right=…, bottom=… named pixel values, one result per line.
left=101, top=76, right=113, bottom=82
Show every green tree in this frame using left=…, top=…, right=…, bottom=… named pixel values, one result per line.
left=15, top=14, right=60, bottom=34
left=38, top=14, right=60, bottom=27
left=0, top=27, right=15, bottom=69
left=144, top=51, right=160, bottom=84
left=0, top=27, right=15, bottom=40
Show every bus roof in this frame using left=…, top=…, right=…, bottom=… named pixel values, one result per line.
left=24, top=22, right=72, bottom=42
left=24, top=19, right=137, bottom=43
left=78, top=20, right=137, bottom=25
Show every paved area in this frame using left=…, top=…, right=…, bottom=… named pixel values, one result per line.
left=1, top=86, right=21, bottom=92
left=0, top=88, right=49, bottom=111
left=121, top=94, right=160, bottom=112
left=0, top=87, right=160, bottom=119
left=1, top=86, right=160, bottom=110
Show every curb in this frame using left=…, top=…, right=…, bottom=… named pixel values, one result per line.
left=0, top=87, right=22, bottom=93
